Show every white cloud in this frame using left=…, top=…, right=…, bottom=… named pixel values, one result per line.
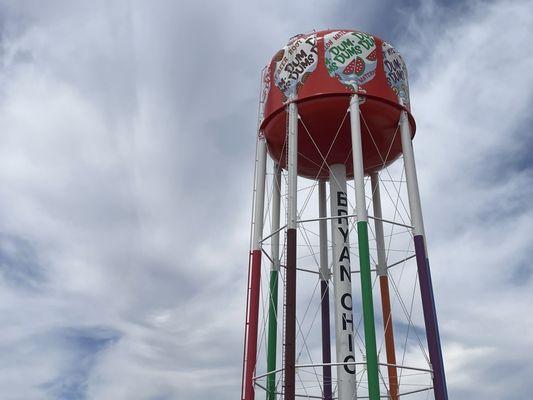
left=0, top=0, right=531, bottom=399
left=400, top=1, right=533, bottom=398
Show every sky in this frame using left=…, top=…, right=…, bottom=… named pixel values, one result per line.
left=0, top=0, right=532, bottom=399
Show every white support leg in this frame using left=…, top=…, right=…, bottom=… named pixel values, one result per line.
left=318, top=180, right=330, bottom=281
left=329, top=163, right=357, bottom=400
left=284, top=99, right=299, bottom=400
left=271, top=165, right=281, bottom=270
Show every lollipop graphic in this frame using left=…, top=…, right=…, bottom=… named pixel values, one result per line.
left=382, top=41, right=410, bottom=109
left=273, top=34, right=318, bottom=100
left=324, top=30, right=377, bottom=90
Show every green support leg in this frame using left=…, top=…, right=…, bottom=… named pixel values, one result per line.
left=357, top=221, right=380, bottom=399
left=266, top=270, right=279, bottom=400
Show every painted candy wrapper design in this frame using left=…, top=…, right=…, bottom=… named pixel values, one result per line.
left=324, top=30, right=377, bottom=89
left=382, top=41, right=410, bottom=109
left=273, top=34, right=318, bottom=99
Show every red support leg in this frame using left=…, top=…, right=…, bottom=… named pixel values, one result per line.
left=241, top=250, right=262, bottom=400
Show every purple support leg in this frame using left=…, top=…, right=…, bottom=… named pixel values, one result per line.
left=320, top=280, right=332, bottom=400
left=414, top=235, right=448, bottom=400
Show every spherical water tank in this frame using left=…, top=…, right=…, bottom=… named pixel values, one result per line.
left=260, top=29, right=416, bottom=180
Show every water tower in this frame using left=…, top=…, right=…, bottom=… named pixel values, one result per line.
left=241, top=30, right=448, bottom=400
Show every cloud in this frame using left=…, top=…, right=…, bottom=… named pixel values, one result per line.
left=397, top=1, right=533, bottom=398
left=40, top=327, right=121, bottom=400
left=0, top=234, right=46, bottom=290
left=0, top=0, right=531, bottom=399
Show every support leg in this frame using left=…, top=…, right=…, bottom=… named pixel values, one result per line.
left=284, top=100, right=298, bottom=400
left=318, top=180, right=333, bottom=400
left=329, top=164, right=357, bottom=400
left=266, top=165, right=281, bottom=400
left=242, top=137, right=268, bottom=400
left=349, top=94, right=380, bottom=400
left=399, top=111, right=448, bottom=400
left=371, top=172, right=399, bottom=400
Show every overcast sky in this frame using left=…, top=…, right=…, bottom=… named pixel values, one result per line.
left=0, top=0, right=532, bottom=399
